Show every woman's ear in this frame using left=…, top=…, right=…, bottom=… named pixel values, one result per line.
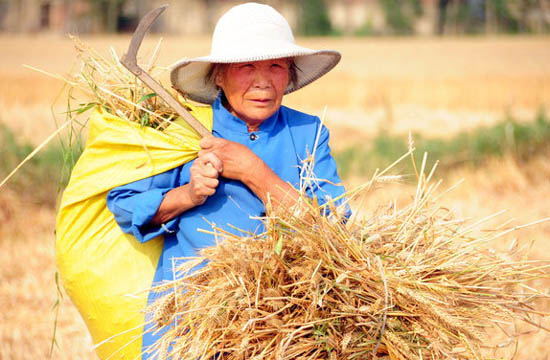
left=215, top=75, right=222, bottom=89
left=214, top=65, right=225, bottom=89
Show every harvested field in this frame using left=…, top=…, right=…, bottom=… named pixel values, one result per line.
left=0, top=34, right=549, bottom=358
left=1, top=35, right=550, bottom=145
left=1, top=156, right=548, bottom=359
left=0, top=188, right=96, bottom=359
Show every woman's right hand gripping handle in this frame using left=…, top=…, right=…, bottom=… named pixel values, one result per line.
left=150, top=152, right=222, bottom=226
left=188, top=152, right=223, bottom=206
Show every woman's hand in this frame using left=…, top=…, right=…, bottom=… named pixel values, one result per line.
left=199, top=136, right=299, bottom=210
left=199, top=137, right=261, bottom=183
left=150, top=136, right=302, bottom=227
left=150, top=152, right=222, bottom=225
left=188, top=151, right=223, bottom=206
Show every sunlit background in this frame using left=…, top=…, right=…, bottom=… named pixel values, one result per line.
left=1, top=0, right=549, bottom=358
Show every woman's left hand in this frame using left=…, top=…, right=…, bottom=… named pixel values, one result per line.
left=199, top=136, right=299, bottom=209
left=199, top=137, right=262, bottom=183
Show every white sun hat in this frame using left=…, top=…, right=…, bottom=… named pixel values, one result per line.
left=170, top=2, right=341, bottom=104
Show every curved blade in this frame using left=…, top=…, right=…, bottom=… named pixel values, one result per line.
left=122, top=5, right=168, bottom=70
left=120, top=4, right=211, bottom=138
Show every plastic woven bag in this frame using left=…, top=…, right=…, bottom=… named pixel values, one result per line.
left=56, top=105, right=212, bottom=359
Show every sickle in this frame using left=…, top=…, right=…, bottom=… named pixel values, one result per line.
left=121, top=5, right=211, bottom=138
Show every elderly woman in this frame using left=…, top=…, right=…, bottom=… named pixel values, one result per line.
left=107, top=2, right=348, bottom=357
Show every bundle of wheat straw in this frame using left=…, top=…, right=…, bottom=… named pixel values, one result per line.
left=38, top=36, right=181, bottom=130
left=0, top=38, right=179, bottom=189
left=73, top=36, right=183, bottom=129
left=144, top=156, right=549, bottom=360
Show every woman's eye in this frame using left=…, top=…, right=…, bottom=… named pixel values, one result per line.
left=235, top=64, right=251, bottom=71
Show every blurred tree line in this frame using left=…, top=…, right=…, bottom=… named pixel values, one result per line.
left=90, top=0, right=125, bottom=33
left=435, top=0, right=550, bottom=35
left=297, top=0, right=550, bottom=36
left=0, top=0, right=548, bottom=35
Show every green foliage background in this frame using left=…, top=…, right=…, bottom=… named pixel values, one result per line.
left=334, top=109, right=550, bottom=179
left=296, top=0, right=335, bottom=36
left=2, top=110, right=549, bottom=205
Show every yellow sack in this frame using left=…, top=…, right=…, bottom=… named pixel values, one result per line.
left=56, top=105, right=212, bottom=359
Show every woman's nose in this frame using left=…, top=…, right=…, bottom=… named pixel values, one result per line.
left=252, top=68, right=272, bottom=88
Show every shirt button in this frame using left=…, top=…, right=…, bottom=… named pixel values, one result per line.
left=249, top=133, right=258, bottom=141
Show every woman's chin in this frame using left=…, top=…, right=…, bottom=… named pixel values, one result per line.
left=239, top=108, right=278, bottom=124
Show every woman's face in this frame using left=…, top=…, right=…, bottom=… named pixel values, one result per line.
left=215, top=59, right=290, bottom=129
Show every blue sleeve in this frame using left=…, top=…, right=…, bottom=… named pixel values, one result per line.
left=305, top=125, right=352, bottom=219
left=106, top=167, right=182, bottom=243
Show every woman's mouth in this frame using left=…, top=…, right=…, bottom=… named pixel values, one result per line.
left=249, top=98, right=271, bottom=105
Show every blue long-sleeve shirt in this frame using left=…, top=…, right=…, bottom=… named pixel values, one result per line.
left=106, top=95, right=348, bottom=357
left=108, top=95, right=347, bottom=281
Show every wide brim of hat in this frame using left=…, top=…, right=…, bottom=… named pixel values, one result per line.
left=170, top=45, right=341, bottom=104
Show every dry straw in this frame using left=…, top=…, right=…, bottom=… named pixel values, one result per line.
left=144, top=155, right=549, bottom=360
left=24, top=35, right=181, bottom=130
left=63, top=35, right=182, bottom=129
left=1, top=36, right=182, bottom=190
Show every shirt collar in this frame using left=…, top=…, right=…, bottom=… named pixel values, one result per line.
left=212, top=93, right=280, bottom=135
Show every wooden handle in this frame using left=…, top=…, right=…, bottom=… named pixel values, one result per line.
left=120, top=5, right=211, bottom=138
left=131, top=69, right=212, bottom=138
